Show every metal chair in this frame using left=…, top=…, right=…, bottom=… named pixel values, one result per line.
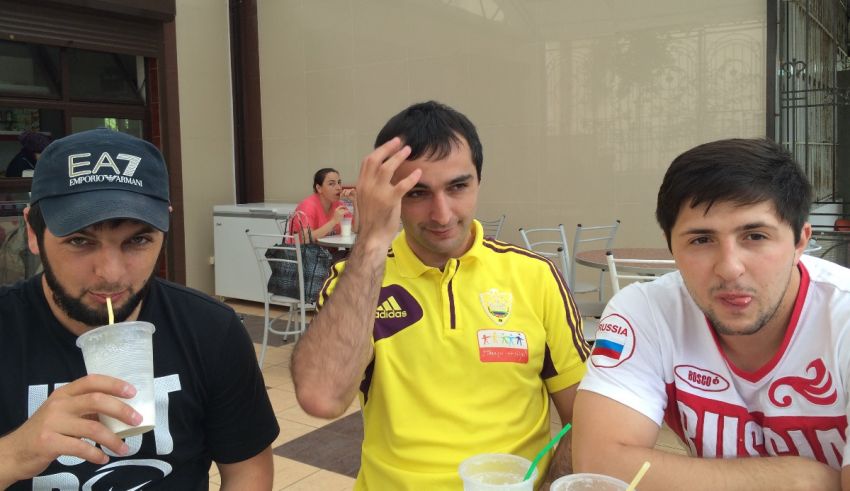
left=275, top=213, right=293, bottom=235
left=479, top=214, right=506, bottom=240
left=570, top=220, right=620, bottom=301
left=519, top=224, right=570, bottom=275
left=605, top=251, right=677, bottom=294
left=245, top=231, right=315, bottom=368
left=519, top=224, right=605, bottom=342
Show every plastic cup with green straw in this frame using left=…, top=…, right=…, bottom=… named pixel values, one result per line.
left=523, top=423, right=572, bottom=481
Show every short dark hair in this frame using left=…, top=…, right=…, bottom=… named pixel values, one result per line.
left=27, top=202, right=47, bottom=245
left=374, top=101, right=483, bottom=180
left=656, top=138, right=811, bottom=248
left=313, top=168, right=339, bottom=193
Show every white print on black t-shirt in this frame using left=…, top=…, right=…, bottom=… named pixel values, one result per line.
left=27, top=374, right=182, bottom=490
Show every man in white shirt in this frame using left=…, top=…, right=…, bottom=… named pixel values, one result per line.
left=573, top=138, right=850, bottom=490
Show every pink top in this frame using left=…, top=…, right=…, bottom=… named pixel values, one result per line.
left=290, top=193, right=343, bottom=238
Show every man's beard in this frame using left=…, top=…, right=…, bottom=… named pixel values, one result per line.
left=41, top=251, right=153, bottom=327
left=706, top=308, right=776, bottom=337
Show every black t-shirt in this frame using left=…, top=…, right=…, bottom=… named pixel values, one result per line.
left=4, top=152, right=35, bottom=178
left=0, top=275, right=280, bottom=490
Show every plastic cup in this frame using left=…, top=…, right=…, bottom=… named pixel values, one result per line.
left=458, top=453, right=538, bottom=491
left=76, top=321, right=156, bottom=438
left=340, top=216, right=352, bottom=237
left=549, top=473, right=630, bottom=491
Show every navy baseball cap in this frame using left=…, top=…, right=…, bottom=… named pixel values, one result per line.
left=30, top=128, right=170, bottom=237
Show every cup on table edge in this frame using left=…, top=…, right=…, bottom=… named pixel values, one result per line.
left=458, top=453, right=538, bottom=491
left=340, top=215, right=353, bottom=237
left=549, top=473, right=630, bottom=491
left=75, top=320, right=156, bottom=438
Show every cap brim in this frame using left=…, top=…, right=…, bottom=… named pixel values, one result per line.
left=39, top=189, right=170, bottom=237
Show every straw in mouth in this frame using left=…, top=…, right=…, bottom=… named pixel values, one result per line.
left=106, top=297, right=115, bottom=325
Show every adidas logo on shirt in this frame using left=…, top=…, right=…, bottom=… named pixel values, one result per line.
left=375, top=296, right=408, bottom=319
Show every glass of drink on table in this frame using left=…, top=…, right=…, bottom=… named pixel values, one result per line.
left=549, top=473, right=630, bottom=491
left=340, top=214, right=353, bottom=237
left=458, top=453, right=538, bottom=490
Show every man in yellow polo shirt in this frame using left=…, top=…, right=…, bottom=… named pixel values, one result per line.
left=291, top=100, right=590, bottom=489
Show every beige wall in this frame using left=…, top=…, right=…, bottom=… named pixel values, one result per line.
left=257, top=0, right=766, bottom=241
left=175, top=0, right=235, bottom=293
left=253, top=0, right=766, bottom=291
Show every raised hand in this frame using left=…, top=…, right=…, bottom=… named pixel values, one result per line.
left=353, top=137, right=420, bottom=249
left=332, top=205, right=349, bottom=223
left=0, top=374, right=141, bottom=484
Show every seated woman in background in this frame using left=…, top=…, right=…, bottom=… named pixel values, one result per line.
left=290, top=167, right=354, bottom=242
left=5, top=131, right=52, bottom=178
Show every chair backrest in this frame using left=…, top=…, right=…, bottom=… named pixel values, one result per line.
left=479, top=214, right=506, bottom=240
left=606, top=251, right=676, bottom=294
left=245, top=231, right=308, bottom=306
left=519, top=224, right=570, bottom=275
left=570, top=220, right=620, bottom=290
left=275, top=214, right=293, bottom=235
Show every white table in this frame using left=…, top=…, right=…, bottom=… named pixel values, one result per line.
left=316, top=234, right=356, bottom=248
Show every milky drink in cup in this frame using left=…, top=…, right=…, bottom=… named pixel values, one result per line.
left=340, top=215, right=353, bottom=237
left=76, top=321, right=156, bottom=438
left=459, top=453, right=538, bottom=491
left=549, top=473, right=630, bottom=491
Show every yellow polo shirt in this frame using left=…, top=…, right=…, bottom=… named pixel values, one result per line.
left=318, top=220, right=590, bottom=490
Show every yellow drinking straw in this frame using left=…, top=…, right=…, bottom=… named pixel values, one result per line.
left=106, top=297, right=114, bottom=325
left=626, top=461, right=651, bottom=491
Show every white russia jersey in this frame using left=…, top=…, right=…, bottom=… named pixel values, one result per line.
left=580, top=255, right=850, bottom=469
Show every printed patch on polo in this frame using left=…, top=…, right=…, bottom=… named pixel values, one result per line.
left=590, top=314, right=635, bottom=368
left=375, top=296, right=407, bottom=319
left=477, top=329, right=528, bottom=363
left=373, top=284, right=423, bottom=341
left=479, top=288, right=512, bottom=325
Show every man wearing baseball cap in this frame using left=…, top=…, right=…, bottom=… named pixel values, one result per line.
left=0, top=129, right=278, bottom=489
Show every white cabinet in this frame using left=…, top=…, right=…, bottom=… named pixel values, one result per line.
left=213, top=203, right=296, bottom=302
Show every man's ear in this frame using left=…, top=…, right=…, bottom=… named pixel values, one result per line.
left=795, top=222, right=813, bottom=262
left=23, top=207, right=40, bottom=255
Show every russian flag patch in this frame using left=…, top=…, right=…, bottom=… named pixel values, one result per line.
left=590, top=314, right=635, bottom=368
left=592, top=339, right=625, bottom=360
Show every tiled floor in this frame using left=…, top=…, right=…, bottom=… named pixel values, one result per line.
left=213, top=300, right=689, bottom=490
left=209, top=300, right=358, bottom=491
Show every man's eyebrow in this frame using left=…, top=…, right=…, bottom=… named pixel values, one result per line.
left=678, top=227, right=714, bottom=236
left=678, top=222, right=776, bottom=236
left=79, top=222, right=158, bottom=235
left=739, top=221, right=775, bottom=231
left=133, top=224, right=158, bottom=234
left=409, top=174, right=474, bottom=191
left=448, top=174, right=474, bottom=186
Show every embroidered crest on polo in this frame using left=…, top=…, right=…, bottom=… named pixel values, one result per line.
left=479, top=288, right=512, bottom=325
